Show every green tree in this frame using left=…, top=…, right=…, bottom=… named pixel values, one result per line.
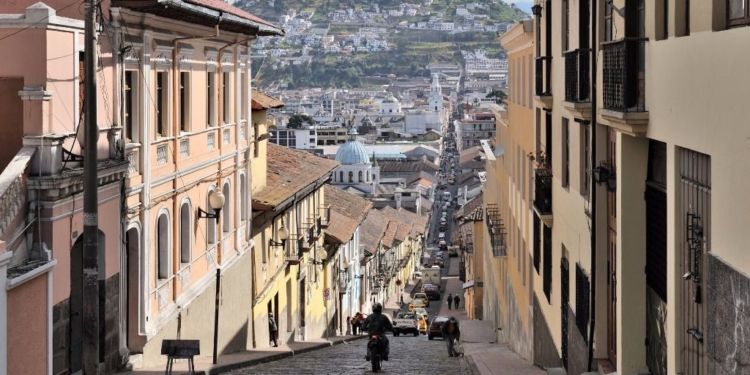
left=287, top=114, right=313, bottom=129
left=486, top=90, right=508, bottom=103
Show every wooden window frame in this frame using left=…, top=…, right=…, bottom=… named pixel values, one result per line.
left=123, top=70, right=139, bottom=143
left=562, top=118, right=570, bottom=188
left=155, top=71, right=169, bottom=138
left=179, top=71, right=191, bottom=133
left=604, top=2, right=613, bottom=42
left=728, top=0, right=750, bottom=27
left=207, top=72, right=216, bottom=127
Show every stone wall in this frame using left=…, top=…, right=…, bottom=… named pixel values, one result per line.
left=707, top=253, right=750, bottom=375
left=646, top=286, right=667, bottom=375
left=506, top=274, right=532, bottom=361
left=532, top=294, right=561, bottom=369
left=566, top=305, right=589, bottom=375
left=52, top=299, right=69, bottom=374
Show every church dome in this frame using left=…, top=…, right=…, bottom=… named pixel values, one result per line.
left=335, top=129, right=371, bottom=165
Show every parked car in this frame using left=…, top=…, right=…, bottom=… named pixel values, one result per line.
left=428, top=316, right=450, bottom=340
left=424, top=285, right=441, bottom=300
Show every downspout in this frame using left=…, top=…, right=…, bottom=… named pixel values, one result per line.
left=587, top=0, right=598, bottom=370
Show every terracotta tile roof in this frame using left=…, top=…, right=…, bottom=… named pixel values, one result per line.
left=324, top=186, right=373, bottom=244
left=360, top=209, right=389, bottom=253
left=459, top=146, right=485, bottom=166
left=381, top=220, right=399, bottom=250
left=463, top=192, right=485, bottom=221
left=252, top=144, right=339, bottom=210
left=396, top=208, right=429, bottom=237
left=379, top=160, right=439, bottom=173
left=183, top=0, right=279, bottom=29
left=406, top=171, right=437, bottom=185
left=252, top=89, right=285, bottom=110
left=379, top=207, right=412, bottom=243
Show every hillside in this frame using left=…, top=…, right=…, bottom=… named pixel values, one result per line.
left=239, top=0, right=528, bottom=90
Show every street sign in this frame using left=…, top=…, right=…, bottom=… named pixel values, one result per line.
left=323, top=288, right=330, bottom=300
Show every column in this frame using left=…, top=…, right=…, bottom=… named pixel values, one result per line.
left=616, top=134, right=648, bottom=373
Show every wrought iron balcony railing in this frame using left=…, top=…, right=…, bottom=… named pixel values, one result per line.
left=603, top=38, right=648, bottom=112
left=465, top=233, right=474, bottom=254
left=564, top=49, right=590, bottom=103
left=535, top=56, right=552, bottom=96
left=534, top=169, right=553, bottom=215
left=485, top=204, right=506, bottom=257
left=285, top=240, right=301, bottom=265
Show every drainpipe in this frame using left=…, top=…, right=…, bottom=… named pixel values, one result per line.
left=587, top=0, right=598, bottom=371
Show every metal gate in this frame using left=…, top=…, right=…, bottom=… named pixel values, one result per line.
left=679, top=148, right=711, bottom=375
left=561, top=257, right=570, bottom=371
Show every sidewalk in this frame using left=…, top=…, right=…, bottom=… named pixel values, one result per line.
left=439, top=257, right=544, bottom=375
left=384, top=276, right=422, bottom=318
left=118, top=335, right=366, bottom=375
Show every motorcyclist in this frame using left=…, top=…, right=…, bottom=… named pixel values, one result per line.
left=363, top=302, right=393, bottom=361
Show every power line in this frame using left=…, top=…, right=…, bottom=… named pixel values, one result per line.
left=0, top=0, right=83, bottom=44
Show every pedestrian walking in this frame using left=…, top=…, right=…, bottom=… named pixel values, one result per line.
left=352, top=313, right=360, bottom=335
left=346, top=316, right=352, bottom=335
left=446, top=294, right=453, bottom=310
left=268, top=312, right=279, bottom=347
left=454, top=295, right=461, bottom=309
left=440, top=317, right=462, bottom=357
left=400, top=294, right=405, bottom=307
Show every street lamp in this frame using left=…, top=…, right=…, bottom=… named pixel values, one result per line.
left=531, top=4, right=543, bottom=17
left=198, top=190, right=226, bottom=222
left=269, top=220, right=289, bottom=249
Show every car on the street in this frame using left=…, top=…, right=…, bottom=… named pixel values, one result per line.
left=412, top=307, right=429, bottom=321
left=439, top=218, right=447, bottom=225
left=409, top=298, right=426, bottom=312
left=412, top=292, right=430, bottom=307
left=417, top=315, right=428, bottom=335
left=428, top=316, right=450, bottom=340
left=424, top=285, right=441, bottom=300
left=433, top=259, right=445, bottom=268
left=392, top=312, right=420, bottom=337
left=421, top=283, right=437, bottom=293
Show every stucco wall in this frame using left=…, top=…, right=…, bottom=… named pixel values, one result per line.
left=533, top=294, right=561, bottom=369
left=139, top=251, right=252, bottom=368
left=8, top=273, right=48, bottom=375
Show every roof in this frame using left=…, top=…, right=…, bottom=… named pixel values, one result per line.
left=462, top=193, right=484, bottom=221
left=252, top=144, right=339, bottom=210
left=396, top=208, right=429, bottom=237
left=335, top=137, right=371, bottom=165
left=379, top=160, right=439, bottom=173
left=406, top=171, right=437, bottom=185
left=360, top=209, right=390, bottom=253
left=113, top=0, right=284, bottom=36
left=252, top=89, right=285, bottom=110
left=379, top=207, right=412, bottom=243
left=324, top=186, right=373, bottom=244
left=459, top=146, right=485, bottom=166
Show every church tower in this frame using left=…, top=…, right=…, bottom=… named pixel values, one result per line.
left=429, top=73, right=443, bottom=113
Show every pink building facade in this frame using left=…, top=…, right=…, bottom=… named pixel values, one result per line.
left=0, top=0, right=282, bottom=373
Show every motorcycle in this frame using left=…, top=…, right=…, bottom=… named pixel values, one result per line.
left=368, top=334, right=384, bottom=372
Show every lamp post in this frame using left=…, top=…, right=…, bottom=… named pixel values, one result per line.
left=531, top=4, right=543, bottom=17
left=198, top=190, right=225, bottom=365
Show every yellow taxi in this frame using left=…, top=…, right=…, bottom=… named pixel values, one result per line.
left=409, top=298, right=426, bottom=312
left=412, top=292, right=430, bottom=307
left=416, top=314, right=428, bottom=335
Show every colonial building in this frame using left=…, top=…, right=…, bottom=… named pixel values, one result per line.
left=330, top=129, right=380, bottom=195
left=251, top=143, right=338, bottom=345
left=111, top=0, right=283, bottom=368
left=530, top=0, right=750, bottom=374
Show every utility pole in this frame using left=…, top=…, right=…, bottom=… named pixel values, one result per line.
left=82, top=0, right=100, bottom=370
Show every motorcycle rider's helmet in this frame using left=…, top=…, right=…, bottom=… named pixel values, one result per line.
left=373, top=302, right=383, bottom=313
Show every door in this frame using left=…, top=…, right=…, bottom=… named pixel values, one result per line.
left=70, top=238, right=84, bottom=373
left=299, top=278, right=306, bottom=340
left=679, top=148, right=711, bottom=375
left=561, top=257, right=570, bottom=371
left=606, top=129, right=618, bottom=365
left=625, top=0, right=646, bottom=109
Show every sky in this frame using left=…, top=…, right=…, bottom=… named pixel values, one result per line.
left=512, top=1, right=534, bottom=13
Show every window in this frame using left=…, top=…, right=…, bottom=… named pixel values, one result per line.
left=575, top=263, right=591, bottom=344
left=339, top=171, right=344, bottom=182
left=180, top=72, right=190, bottom=133
left=533, top=215, right=541, bottom=273
left=728, top=0, right=750, bottom=27
left=157, top=213, right=170, bottom=279
left=207, top=72, right=216, bottom=126
left=604, top=2, right=613, bottom=42
left=240, top=71, right=248, bottom=120
left=124, top=71, right=138, bottom=143
left=580, top=123, right=591, bottom=198
left=222, top=182, right=231, bottom=233
left=240, top=175, right=248, bottom=222
left=180, top=202, right=191, bottom=264
left=543, top=225, right=552, bottom=303
left=222, top=72, right=230, bottom=124
left=562, top=118, right=569, bottom=188
left=156, top=72, right=168, bottom=137
left=207, top=190, right=218, bottom=245
left=358, top=171, right=363, bottom=182
left=348, top=171, right=354, bottom=183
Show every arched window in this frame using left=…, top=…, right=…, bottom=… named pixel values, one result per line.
left=157, top=212, right=170, bottom=279
left=222, top=182, right=231, bottom=233
left=358, top=171, right=363, bottom=182
left=348, top=171, right=354, bottom=183
left=367, top=171, right=370, bottom=182
left=207, top=189, right=217, bottom=245
left=339, top=171, right=343, bottom=182
left=180, top=201, right=191, bottom=264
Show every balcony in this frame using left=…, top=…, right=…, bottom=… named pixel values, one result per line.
left=563, top=49, right=591, bottom=119
left=601, top=38, right=649, bottom=136
left=485, top=204, right=506, bottom=257
left=300, top=225, right=313, bottom=252
left=319, top=205, right=331, bottom=228
left=534, top=56, right=553, bottom=109
left=285, top=238, right=301, bottom=265
left=533, top=169, right=553, bottom=227
left=464, top=233, right=474, bottom=254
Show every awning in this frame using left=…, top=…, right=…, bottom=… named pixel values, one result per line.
left=463, top=280, right=475, bottom=289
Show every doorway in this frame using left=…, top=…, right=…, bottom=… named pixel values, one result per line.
left=561, top=257, right=570, bottom=371
left=125, top=227, right=145, bottom=352
left=299, top=278, right=306, bottom=340
left=606, top=129, right=618, bottom=365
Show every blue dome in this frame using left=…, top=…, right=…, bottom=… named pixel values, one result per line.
left=335, top=129, right=371, bottom=165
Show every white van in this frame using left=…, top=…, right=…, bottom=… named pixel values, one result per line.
left=438, top=232, right=445, bottom=240
left=443, top=191, right=452, bottom=201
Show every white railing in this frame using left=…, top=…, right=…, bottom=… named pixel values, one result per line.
left=180, top=138, right=189, bottom=158
left=126, top=148, right=139, bottom=174
left=223, top=129, right=230, bottom=144
left=0, top=148, right=33, bottom=238
left=156, top=144, right=168, bottom=165
left=207, top=133, right=216, bottom=150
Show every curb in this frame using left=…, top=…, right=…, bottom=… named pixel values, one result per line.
left=202, top=336, right=368, bottom=375
left=463, top=354, right=481, bottom=375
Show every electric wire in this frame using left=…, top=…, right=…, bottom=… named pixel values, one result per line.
left=0, top=0, right=83, bottom=43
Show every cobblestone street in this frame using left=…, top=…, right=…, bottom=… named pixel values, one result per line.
left=225, top=334, right=468, bottom=374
